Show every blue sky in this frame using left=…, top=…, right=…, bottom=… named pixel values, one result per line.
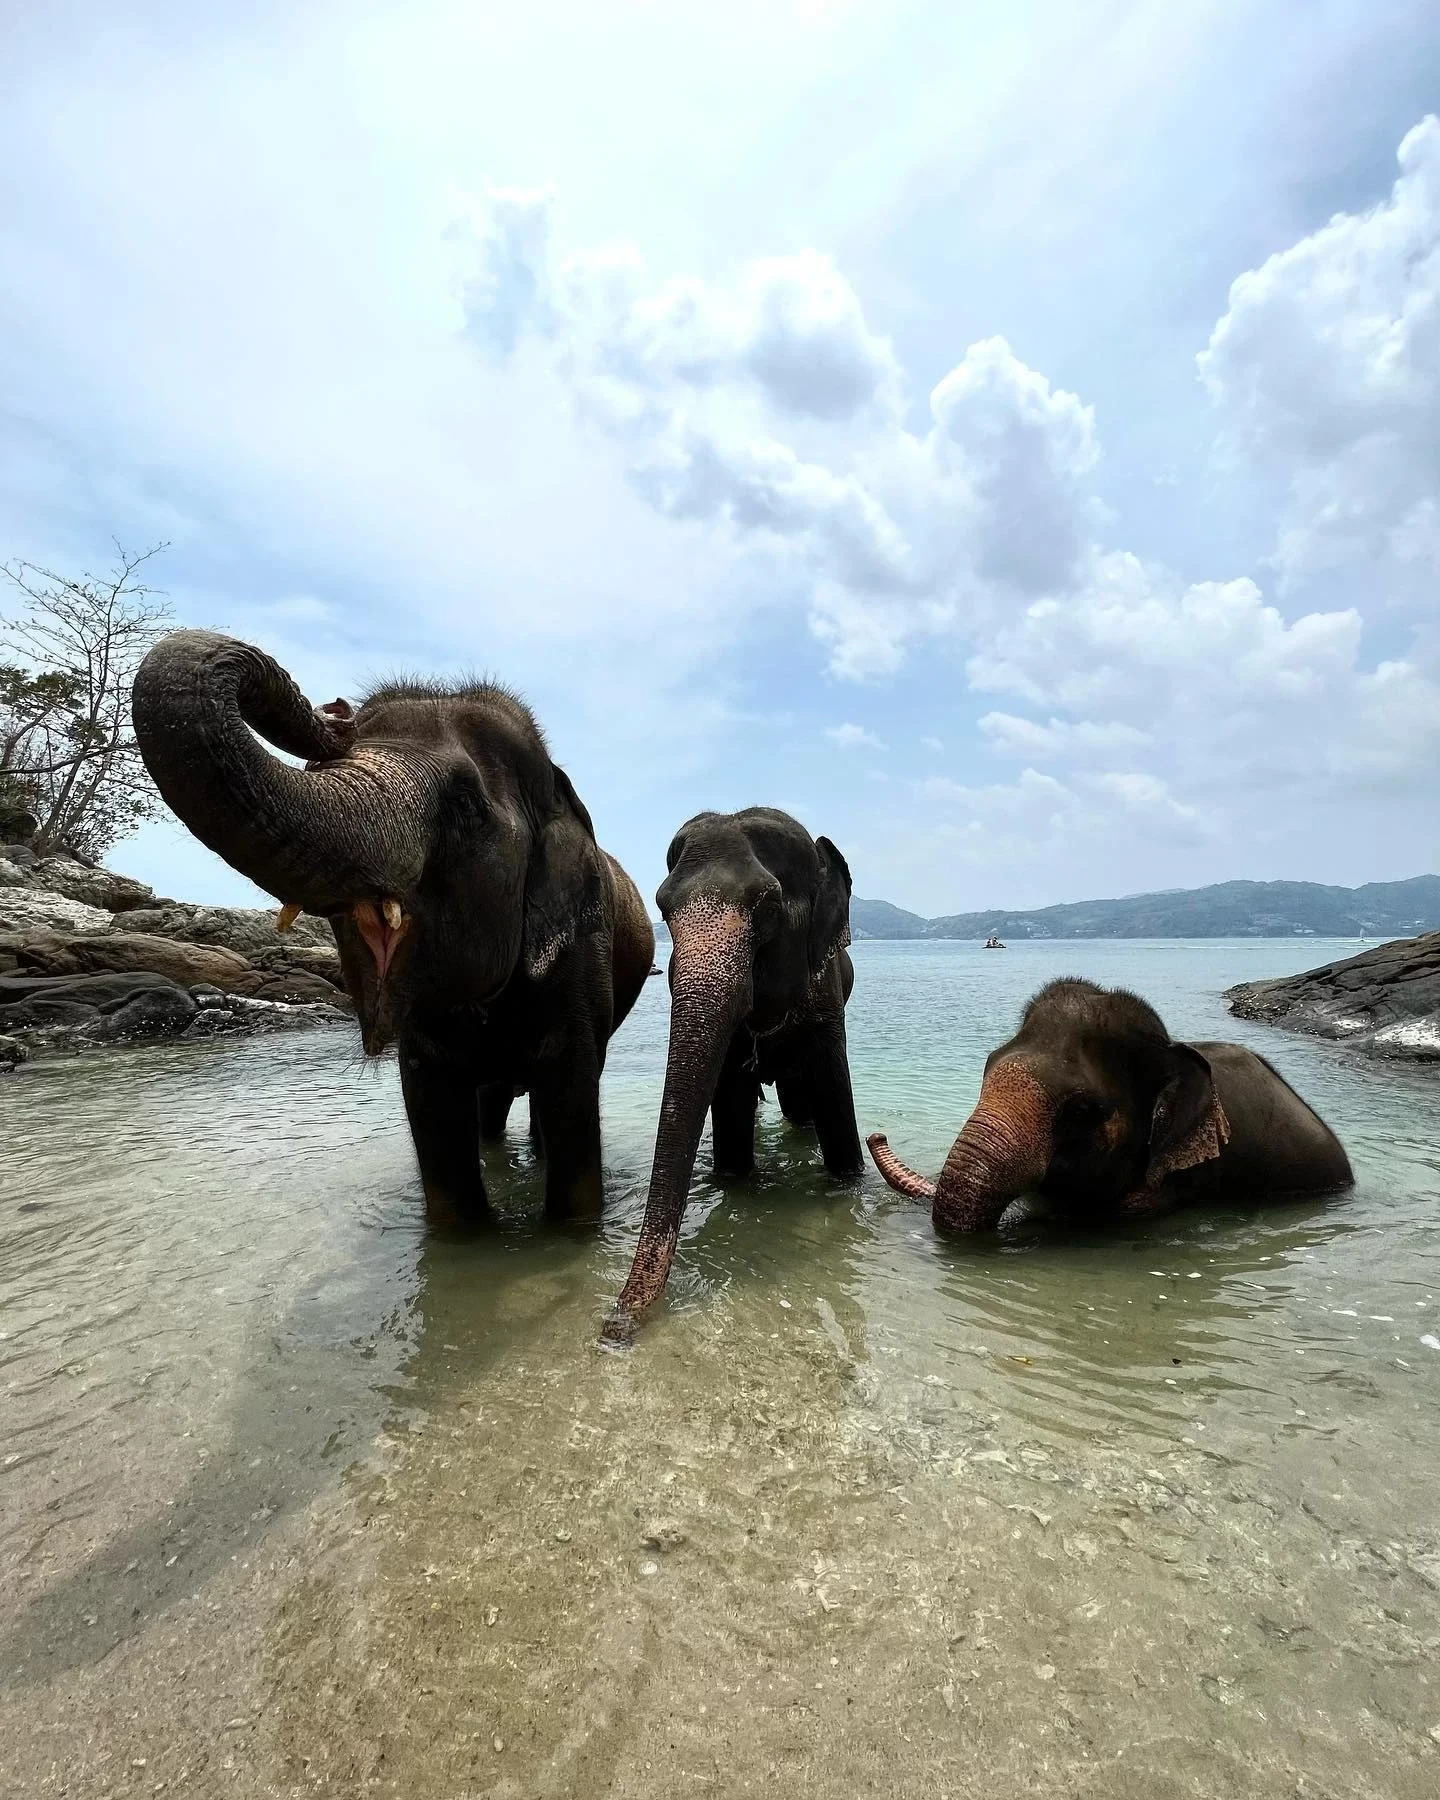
left=2, top=0, right=1437, bottom=915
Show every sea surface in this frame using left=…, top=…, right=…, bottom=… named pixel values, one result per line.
left=2, top=938, right=1438, bottom=1798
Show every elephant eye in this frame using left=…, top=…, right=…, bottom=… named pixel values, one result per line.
left=1057, top=1094, right=1109, bottom=1134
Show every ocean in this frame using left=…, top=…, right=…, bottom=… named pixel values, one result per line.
left=3, top=937, right=1437, bottom=1796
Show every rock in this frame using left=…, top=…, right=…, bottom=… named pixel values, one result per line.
left=9, top=930, right=253, bottom=990
left=0, top=1034, right=28, bottom=1069
left=0, top=970, right=194, bottom=1008
left=25, top=856, right=156, bottom=913
left=0, top=801, right=38, bottom=842
left=119, top=903, right=334, bottom=957
left=1227, top=932, right=1440, bottom=1064
left=0, top=843, right=38, bottom=867
left=179, top=995, right=348, bottom=1040
left=228, top=968, right=347, bottom=1007
left=96, top=985, right=198, bottom=1041
left=0, top=888, right=113, bottom=936
left=0, top=995, right=100, bottom=1030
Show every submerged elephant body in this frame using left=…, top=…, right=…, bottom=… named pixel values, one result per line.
left=870, top=978, right=1351, bottom=1231
left=133, top=630, right=653, bottom=1224
left=608, top=808, right=863, bottom=1335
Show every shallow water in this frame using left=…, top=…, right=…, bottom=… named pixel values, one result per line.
left=2, top=939, right=1438, bottom=1798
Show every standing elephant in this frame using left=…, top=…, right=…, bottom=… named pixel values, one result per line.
left=869, top=977, right=1351, bottom=1231
left=133, top=630, right=653, bottom=1224
left=607, top=808, right=863, bottom=1337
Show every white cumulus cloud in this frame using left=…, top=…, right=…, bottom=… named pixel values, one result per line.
left=826, top=722, right=887, bottom=750
left=1199, top=114, right=1440, bottom=603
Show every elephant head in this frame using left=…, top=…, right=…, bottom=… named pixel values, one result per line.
left=868, top=978, right=1230, bottom=1231
left=132, top=631, right=604, bottom=1054
left=608, top=808, right=852, bottom=1331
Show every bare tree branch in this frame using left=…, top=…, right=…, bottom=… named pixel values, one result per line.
left=0, top=543, right=173, bottom=857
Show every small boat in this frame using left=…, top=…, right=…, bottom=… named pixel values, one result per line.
left=983, top=936, right=1006, bottom=950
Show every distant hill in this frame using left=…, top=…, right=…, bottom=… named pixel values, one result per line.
left=850, top=876, right=1440, bottom=941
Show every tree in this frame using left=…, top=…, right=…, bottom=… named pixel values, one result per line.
left=0, top=543, right=173, bottom=860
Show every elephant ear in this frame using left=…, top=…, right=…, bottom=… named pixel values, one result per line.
left=807, top=835, right=853, bottom=978
left=522, top=764, right=606, bottom=982
left=1144, top=1043, right=1231, bottom=1187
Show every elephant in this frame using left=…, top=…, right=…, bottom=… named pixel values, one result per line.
left=132, top=630, right=654, bottom=1224
left=606, top=807, right=864, bottom=1337
left=868, top=977, right=1352, bottom=1231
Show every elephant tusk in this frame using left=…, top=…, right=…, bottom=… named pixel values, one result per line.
left=382, top=896, right=404, bottom=930
left=276, top=902, right=302, bottom=933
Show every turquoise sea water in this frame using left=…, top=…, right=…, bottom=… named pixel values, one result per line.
left=2, top=938, right=1438, bottom=1796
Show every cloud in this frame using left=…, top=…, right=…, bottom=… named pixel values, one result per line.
left=447, top=140, right=1440, bottom=901
left=825, top=721, right=887, bottom=750
left=979, top=712, right=1151, bottom=760
left=1199, top=114, right=1440, bottom=603
left=454, top=194, right=1098, bottom=677
left=968, top=548, right=1440, bottom=796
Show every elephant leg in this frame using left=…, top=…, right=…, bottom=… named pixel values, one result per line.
left=805, top=1020, right=864, bottom=1177
left=711, top=1038, right=761, bottom=1178
left=775, top=1071, right=815, bottom=1129
left=530, top=1041, right=604, bottom=1222
left=399, top=1044, right=492, bottom=1227
left=478, top=1081, right=515, bottom=1142
left=529, top=1093, right=545, bottom=1156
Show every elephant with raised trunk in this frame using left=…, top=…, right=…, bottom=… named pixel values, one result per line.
left=133, top=630, right=653, bottom=1224
left=869, top=977, right=1351, bottom=1231
left=607, top=808, right=863, bottom=1338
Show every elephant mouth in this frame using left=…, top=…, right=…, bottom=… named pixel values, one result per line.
left=339, top=898, right=414, bottom=1054
left=351, top=897, right=412, bottom=981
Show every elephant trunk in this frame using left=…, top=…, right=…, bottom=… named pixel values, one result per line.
left=604, top=899, right=753, bottom=1340
left=869, top=1060, right=1054, bottom=1233
left=132, top=630, right=438, bottom=914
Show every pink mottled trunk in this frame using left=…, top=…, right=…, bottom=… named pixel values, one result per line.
left=604, top=901, right=753, bottom=1339
left=869, top=1060, right=1055, bottom=1234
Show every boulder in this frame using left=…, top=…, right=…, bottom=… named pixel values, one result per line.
left=0, top=1034, right=27, bottom=1069
left=180, top=994, right=348, bottom=1040
left=8, top=930, right=253, bottom=989
left=96, top=985, right=199, bottom=1041
left=0, top=888, right=113, bottom=935
left=0, top=995, right=100, bottom=1029
left=1227, top=932, right=1440, bottom=1064
left=0, top=970, right=189, bottom=1008
left=24, top=856, right=156, bottom=913
left=117, top=903, right=335, bottom=956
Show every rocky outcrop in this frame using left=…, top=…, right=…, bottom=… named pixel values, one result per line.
left=0, top=850, right=158, bottom=912
left=0, top=888, right=113, bottom=935
left=1226, top=932, right=1440, bottom=1063
left=0, top=844, right=352, bottom=1065
left=0, top=966, right=346, bottom=1057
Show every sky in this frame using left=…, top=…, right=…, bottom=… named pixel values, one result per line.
left=1, top=0, right=1437, bottom=916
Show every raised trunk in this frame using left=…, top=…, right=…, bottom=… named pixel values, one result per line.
left=132, top=630, right=436, bottom=912
left=604, top=901, right=753, bottom=1340
left=869, top=1059, right=1054, bottom=1234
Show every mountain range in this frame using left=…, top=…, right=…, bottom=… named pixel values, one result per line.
left=846, top=876, right=1440, bottom=941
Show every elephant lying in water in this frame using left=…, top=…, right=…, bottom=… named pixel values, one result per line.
left=133, top=630, right=654, bottom=1225
left=606, top=808, right=863, bottom=1337
left=869, top=977, right=1351, bottom=1231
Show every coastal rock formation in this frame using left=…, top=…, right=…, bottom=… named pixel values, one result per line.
left=0, top=887, right=113, bottom=935
left=0, top=844, right=351, bottom=1064
left=1226, top=932, right=1440, bottom=1063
